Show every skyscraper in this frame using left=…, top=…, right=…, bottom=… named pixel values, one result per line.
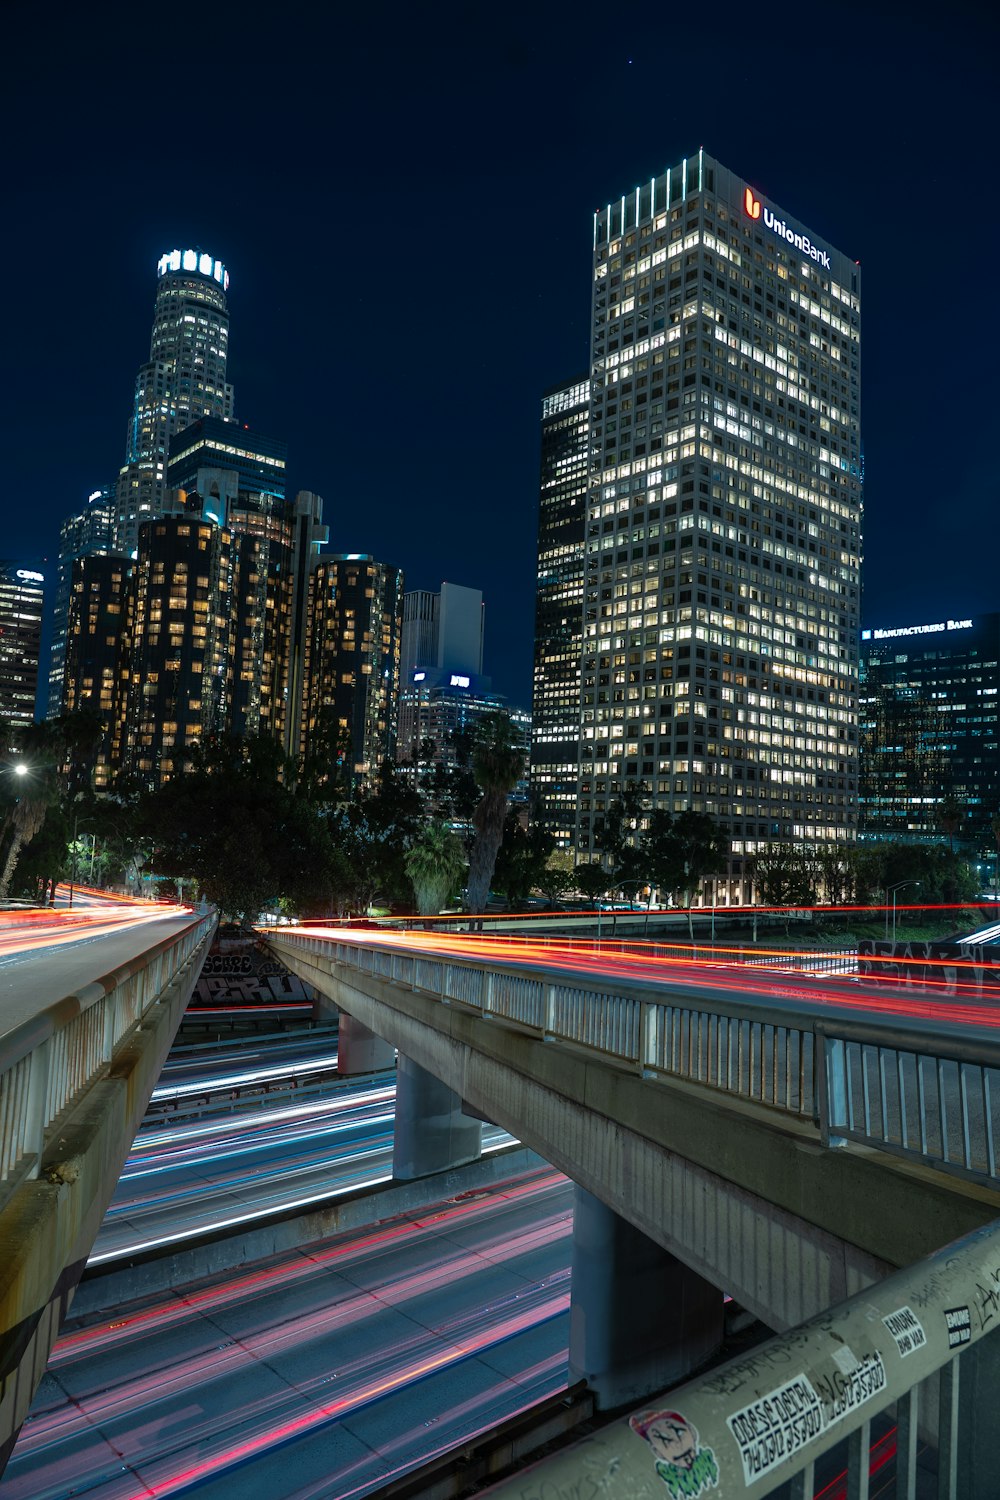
left=530, top=377, right=589, bottom=847
left=577, top=151, right=862, bottom=900
left=0, top=563, right=45, bottom=728
left=859, top=614, right=1000, bottom=847
left=115, top=249, right=233, bottom=555
left=300, top=555, right=403, bottom=789
left=48, top=485, right=116, bottom=718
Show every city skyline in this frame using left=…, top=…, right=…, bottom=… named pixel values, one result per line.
left=4, top=2, right=997, bottom=707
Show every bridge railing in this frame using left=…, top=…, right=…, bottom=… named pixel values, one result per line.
left=276, top=931, right=1000, bottom=1189
left=482, top=1214, right=1000, bottom=1499
left=0, top=911, right=215, bottom=1201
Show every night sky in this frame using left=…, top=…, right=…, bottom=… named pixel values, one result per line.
left=4, top=1, right=997, bottom=707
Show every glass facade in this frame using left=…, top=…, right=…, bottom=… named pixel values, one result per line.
left=859, top=615, right=1000, bottom=846
left=115, top=253, right=234, bottom=555
left=530, top=377, right=589, bottom=847
left=577, top=151, right=862, bottom=899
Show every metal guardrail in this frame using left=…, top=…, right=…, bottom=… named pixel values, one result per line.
left=273, top=931, right=1000, bottom=1189
left=0, top=911, right=216, bottom=1197
left=483, top=1215, right=1000, bottom=1499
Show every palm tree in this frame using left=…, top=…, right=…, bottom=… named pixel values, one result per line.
left=938, top=794, right=962, bottom=854
left=465, top=712, right=526, bottom=914
left=405, top=821, right=466, bottom=916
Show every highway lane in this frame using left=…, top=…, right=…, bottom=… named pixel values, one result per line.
left=93, top=1063, right=517, bottom=1265
left=0, top=902, right=202, bottom=1039
left=4, top=1166, right=572, bottom=1500
left=287, top=923, right=1000, bottom=1032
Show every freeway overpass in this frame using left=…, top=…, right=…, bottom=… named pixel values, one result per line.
left=0, top=902, right=216, bottom=1467
left=267, top=923, right=1000, bottom=1494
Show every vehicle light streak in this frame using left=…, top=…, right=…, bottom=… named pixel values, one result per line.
left=289, top=924, right=1000, bottom=1029
left=60, top=1169, right=565, bottom=1358
left=7, top=1170, right=572, bottom=1500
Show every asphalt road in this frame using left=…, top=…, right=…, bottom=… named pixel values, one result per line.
left=4, top=1166, right=572, bottom=1500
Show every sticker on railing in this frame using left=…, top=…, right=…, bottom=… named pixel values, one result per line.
left=882, top=1304, right=926, bottom=1358
left=726, top=1375, right=825, bottom=1484
left=946, top=1305, right=971, bottom=1348
left=726, top=1351, right=887, bottom=1486
left=629, top=1408, right=719, bottom=1496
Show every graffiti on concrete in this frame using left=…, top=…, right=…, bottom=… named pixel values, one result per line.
left=193, top=931, right=314, bottom=1005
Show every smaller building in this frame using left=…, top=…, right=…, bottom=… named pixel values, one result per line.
left=49, top=486, right=116, bottom=718
left=859, top=613, right=1000, bottom=847
left=0, top=563, right=45, bottom=727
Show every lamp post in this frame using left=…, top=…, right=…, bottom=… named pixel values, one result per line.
left=887, top=880, right=921, bottom=945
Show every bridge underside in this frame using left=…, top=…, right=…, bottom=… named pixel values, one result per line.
left=275, top=941, right=999, bottom=1334
left=0, top=926, right=215, bottom=1468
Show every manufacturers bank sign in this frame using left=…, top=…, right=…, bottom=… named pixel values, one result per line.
left=744, top=187, right=831, bottom=270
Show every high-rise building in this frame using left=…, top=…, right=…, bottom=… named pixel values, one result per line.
left=167, top=419, right=292, bottom=745
left=300, top=555, right=403, bottom=789
left=116, top=511, right=234, bottom=785
left=400, top=582, right=484, bottom=679
left=48, top=486, right=117, bottom=718
left=859, top=614, right=1000, bottom=847
left=0, top=563, right=45, bottom=728
left=531, top=377, right=589, bottom=847
left=63, top=554, right=131, bottom=788
left=576, top=151, right=862, bottom=900
left=115, top=249, right=234, bottom=555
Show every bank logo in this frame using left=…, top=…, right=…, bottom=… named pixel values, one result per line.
left=743, top=185, right=832, bottom=270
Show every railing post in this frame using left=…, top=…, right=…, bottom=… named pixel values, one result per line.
left=820, top=1034, right=849, bottom=1147
left=543, top=982, right=556, bottom=1039
left=939, top=1355, right=960, bottom=1498
left=22, top=1041, right=51, bottom=1179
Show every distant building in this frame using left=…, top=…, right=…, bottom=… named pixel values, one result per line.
left=63, top=554, right=131, bottom=788
left=115, top=249, right=234, bottom=555
left=400, top=582, right=484, bottom=679
left=48, top=486, right=116, bottom=718
left=0, top=563, right=44, bottom=728
left=168, top=419, right=293, bottom=745
left=396, top=667, right=531, bottom=809
left=859, top=614, right=1000, bottom=847
left=530, top=377, right=589, bottom=847
left=116, top=512, right=234, bottom=785
left=300, top=554, right=403, bottom=789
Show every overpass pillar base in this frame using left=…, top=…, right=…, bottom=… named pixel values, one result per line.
left=569, top=1186, right=724, bottom=1411
left=337, top=1013, right=396, bottom=1075
left=393, top=1055, right=482, bottom=1180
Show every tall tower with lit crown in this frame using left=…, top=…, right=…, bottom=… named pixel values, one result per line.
left=115, top=249, right=234, bottom=554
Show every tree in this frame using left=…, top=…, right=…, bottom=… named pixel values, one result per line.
left=0, top=720, right=69, bottom=900
left=669, top=810, right=728, bottom=938
left=405, top=821, right=466, bottom=916
left=491, top=812, right=554, bottom=908
left=465, top=712, right=526, bottom=913
left=750, top=842, right=818, bottom=909
left=938, top=794, right=963, bottom=855
left=574, top=861, right=613, bottom=905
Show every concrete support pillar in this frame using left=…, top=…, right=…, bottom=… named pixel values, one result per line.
left=569, top=1186, right=724, bottom=1410
left=957, top=1330, right=1000, bottom=1494
left=393, top=1054, right=482, bottom=1181
left=337, top=1013, right=395, bottom=1075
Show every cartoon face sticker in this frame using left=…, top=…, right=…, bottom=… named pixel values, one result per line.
left=630, top=1409, right=719, bottom=1498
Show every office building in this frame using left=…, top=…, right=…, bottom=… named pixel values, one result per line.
left=300, top=555, right=403, bottom=789
left=48, top=486, right=117, bottom=718
left=531, top=377, right=589, bottom=846
left=400, top=582, right=484, bottom=679
left=0, top=563, right=45, bottom=728
left=115, top=249, right=234, bottom=555
left=576, top=150, right=862, bottom=900
left=859, top=614, right=1000, bottom=846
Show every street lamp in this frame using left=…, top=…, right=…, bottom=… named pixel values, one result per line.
left=886, top=880, right=921, bottom=945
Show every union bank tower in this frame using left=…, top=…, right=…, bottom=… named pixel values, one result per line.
left=575, top=150, right=862, bottom=900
